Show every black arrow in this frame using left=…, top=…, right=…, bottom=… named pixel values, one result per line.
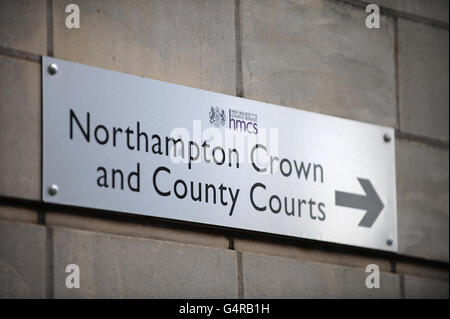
left=335, top=178, right=384, bottom=228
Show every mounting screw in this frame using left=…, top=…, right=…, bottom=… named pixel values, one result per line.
left=383, top=133, right=391, bottom=143
left=386, top=239, right=393, bottom=246
left=48, top=184, right=59, bottom=196
left=48, top=63, right=58, bottom=75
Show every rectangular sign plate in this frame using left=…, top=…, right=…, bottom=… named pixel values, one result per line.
left=43, top=56, right=397, bottom=252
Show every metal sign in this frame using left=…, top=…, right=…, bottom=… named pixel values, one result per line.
left=42, top=56, right=398, bottom=252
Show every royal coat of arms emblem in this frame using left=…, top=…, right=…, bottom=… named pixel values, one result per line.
left=209, top=106, right=226, bottom=127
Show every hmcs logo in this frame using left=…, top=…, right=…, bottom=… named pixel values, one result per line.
left=209, top=106, right=226, bottom=128
left=209, top=106, right=259, bottom=134
left=229, top=108, right=258, bottom=135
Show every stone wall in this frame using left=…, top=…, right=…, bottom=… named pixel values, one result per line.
left=0, top=0, right=448, bottom=298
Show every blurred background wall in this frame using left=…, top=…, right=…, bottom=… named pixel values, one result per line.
left=0, top=0, right=448, bottom=298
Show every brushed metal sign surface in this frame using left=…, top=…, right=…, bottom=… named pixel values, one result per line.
left=42, top=56, right=398, bottom=252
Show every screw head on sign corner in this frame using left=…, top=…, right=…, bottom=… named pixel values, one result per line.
left=48, top=63, right=58, bottom=75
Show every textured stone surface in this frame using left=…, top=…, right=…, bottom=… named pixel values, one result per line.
left=398, top=19, right=449, bottom=141
left=0, top=0, right=47, bottom=55
left=396, top=261, right=449, bottom=281
left=0, top=220, right=46, bottom=298
left=0, top=0, right=448, bottom=300
left=46, top=211, right=229, bottom=249
left=234, top=238, right=391, bottom=271
left=0, top=205, right=37, bottom=224
left=52, top=227, right=238, bottom=298
left=240, top=0, right=396, bottom=126
left=53, top=0, right=236, bottom=95
left=403, top=275, right=449, bottom=299
left=0, top=55, right=41, bottom=200
left=363, top=0, right=449, bottom=23
left=396, top=139, right=449, bottom=262
left=242, top=252, right=400, bottom=298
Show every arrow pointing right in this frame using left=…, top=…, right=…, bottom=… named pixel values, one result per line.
left=335, top=178, right=384, bottom=228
